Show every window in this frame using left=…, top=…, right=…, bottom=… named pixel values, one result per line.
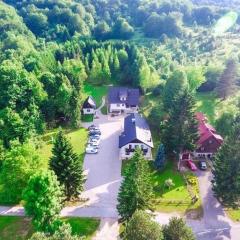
left=201, top=147, right=205, bottom=151
left=117, top=104, right=120, bottom=107
left=87, top=109, right=91, bottom=112
left=209, top=140, right=212, bottom=144
left=122, top=104, right=125, bottom=106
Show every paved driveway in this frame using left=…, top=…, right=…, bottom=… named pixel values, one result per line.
left=62, top=113, right=123, bottom=218
left=187, top=170, right=240, bottom=240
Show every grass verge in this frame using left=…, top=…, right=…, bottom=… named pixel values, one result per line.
left=83, top=84, right=108, bottom=108
left=226, top=209, right=240, bottom=222
left=122, top=160, right=201, bottom=216
left=0, top=216, right=100, bottom=240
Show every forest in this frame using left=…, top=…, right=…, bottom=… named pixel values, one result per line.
left=0, top=0, right=240, bottom=239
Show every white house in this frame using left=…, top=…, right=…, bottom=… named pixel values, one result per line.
left=108, top=87, right=140, bottom=114
left=119, top=113, right=154, bottom=160
left=82, top=96, right=96, bottom=115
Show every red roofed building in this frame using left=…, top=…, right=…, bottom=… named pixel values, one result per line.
left=194, top=112, right=223, bottom=158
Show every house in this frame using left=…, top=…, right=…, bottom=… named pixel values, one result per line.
left=82, top=96, right=96, bottom=115
left=194, top=112, right=223, bottom=158
left=119, top=113, right=153, bottom=160
left=108, top=87, right=140, bottom=114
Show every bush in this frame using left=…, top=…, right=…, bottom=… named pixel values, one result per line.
left=164, top=178, right=175, bottom=189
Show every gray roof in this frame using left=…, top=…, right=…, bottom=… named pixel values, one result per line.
left=82, top=96, right=96, bottom=109
left=108, top=87, right=140, bottom=106
left=119, top=113, right=153, bottom=148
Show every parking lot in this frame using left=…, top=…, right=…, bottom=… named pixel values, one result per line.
left=80, top=114, right=123, bottom=218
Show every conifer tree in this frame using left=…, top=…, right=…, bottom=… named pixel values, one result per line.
left=162, top=89, right=199, bottom=155
left=117, top=149, right=153, bottom=220
left=216, top=59, right=237, bottom=100
left=50, top=131, right=85, bottom=201
left=154, top=144, right=166, bottom=170
left=212, top=123, right=240, bottom=207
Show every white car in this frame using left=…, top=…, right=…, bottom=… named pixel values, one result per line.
left=86, top=147, right=98, bottom=154
left=87, top=142, right=99, bottom=148
left=88, top=138, right=100, bottom=145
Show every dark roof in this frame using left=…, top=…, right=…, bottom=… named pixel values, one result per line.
left=119, top=113, right=153, bottom=148
left=82, top=96, right=96, bottom=109
left=108, top=87, right=140, bottom=106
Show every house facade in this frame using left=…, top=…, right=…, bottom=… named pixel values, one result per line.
left=119, top=113, right=153, bottom=160
left=108, top=87, right=140, bottom=114
left=82, top=96, right=96, bottom=115
left=194, top=112, right=223, bottom=158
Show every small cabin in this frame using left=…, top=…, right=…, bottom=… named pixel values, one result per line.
left=82, top=96, right=96, bottom=115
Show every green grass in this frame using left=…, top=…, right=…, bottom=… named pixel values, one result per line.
left=81, top=114, right=94, bottom=122
left=122, top=160, right=201, bottom=215
left=0, top=216, right=100, bottom=240
left=63, top=217, right=100, bottom=240
left=196, top=92, right=220, bottom=125
left=38, top=128, right=88, bottom=164
left=226, top=209, right=240, bottom=222
left=100, top=105, right=108, bottom=115
left=83, top=83, right=108, bottom=108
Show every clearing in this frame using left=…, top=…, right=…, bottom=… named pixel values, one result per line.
left=0, top=216, right=100, bottom=240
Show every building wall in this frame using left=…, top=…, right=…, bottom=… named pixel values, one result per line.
left=119, top=143, right=152, bottom=160
left=196, top=136, right=222, bottom=156
left=109, top=103, right=126, bottom=113
left=83, top=108, right=95, bottom=115
left=109, top=103, right=138, bottom=113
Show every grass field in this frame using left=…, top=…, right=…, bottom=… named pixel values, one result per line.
left=0, top=216, right=100, bottom=240
left=122, top=160, right=201, bottom=215
left=196, top=92, right=220, bottom=125
left=83, top=84, right=108, bottom=108
left=38, top=128, right=88, bottom=165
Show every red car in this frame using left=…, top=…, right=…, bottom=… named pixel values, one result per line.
left=186, top=160, right=197, bottom=171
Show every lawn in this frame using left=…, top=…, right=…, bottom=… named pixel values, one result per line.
left=81, top=114, right=94, bottom=122
left=122, top=160, right=201, bottom=216
left=226, top=209, right=240, bottom=222
left=83, top=83, right=108, bottom=108
left=196, top=92, right=220, bottom=125
left=0, top=216, right=100, bottom=240
left=38, top=128, right=88, bottom=165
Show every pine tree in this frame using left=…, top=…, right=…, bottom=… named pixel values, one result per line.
left=117, top=149, right=153, bottom=220
left=212, top=123, right=240, bottom=207
left=154, top=144, right=166, bottom=170
left=50, top=131, right=85, bottom=201
left=162, top=89, right=199, bottom=155
left=216, top=59, right=237, bottom=100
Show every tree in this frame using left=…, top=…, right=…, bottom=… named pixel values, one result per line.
left=185, top=66, right=206, bottom=92
left=212, top=123, right=240, bottom=207
left=163, top=217, right=195, bottom=240
left=124, top=210, right=163, bottom=240
left=23, top=170, right=63, bottom=233
left=216, top=59, right=237, bottom=100
left=117, top=149, right=153, bottom=220
left=50, top=131, right=85, bottom=201
left=94, top=21, right=111, bottom=40
left=111, top=18, right=134, bottom=40
left=162, top=89, right=199, bottom=155
left=29, top=223, right=82, bottom=240
left=163, top=70, right=188, bottom=111
left=0, top=142, right=43, bottom=203
left=154, top=144, right=166, bottom=170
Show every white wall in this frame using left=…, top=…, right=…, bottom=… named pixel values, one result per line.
left=83, top=108, right=95, bottom=115
left=119, top=143, right=152, bottom=160
left=109, top=103, right=126, bottom=112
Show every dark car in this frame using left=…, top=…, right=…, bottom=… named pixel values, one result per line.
left=198, top=161, right=207, bottom=170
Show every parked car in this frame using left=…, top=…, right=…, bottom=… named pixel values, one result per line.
left=86, top=146, right=98, bottom=154
left=89, top=135, right=100, bottom=140
left=88, top=125, right=100, bottom=131
left=88, top=138, right=100, bottom=144
left=186, top=160, right=197, bottom=171
left=198, top=161, right=207, bottom=170
left=89, top=130, right=101, bottom=135
left=87, top=142, right=99, bottom=148
left=88, top=125, right=96, bottom=130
